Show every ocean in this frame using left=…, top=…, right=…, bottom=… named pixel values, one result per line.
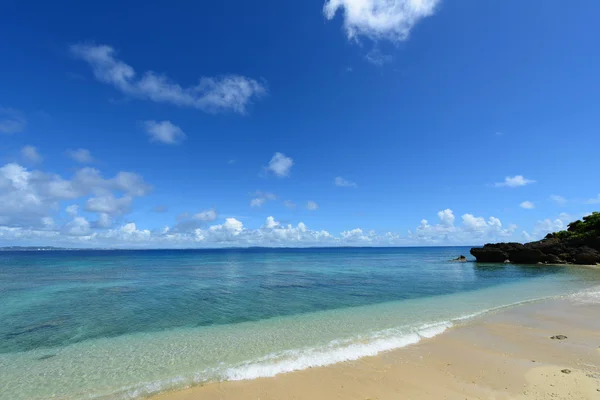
left=1, top=247, right=599, bottom=399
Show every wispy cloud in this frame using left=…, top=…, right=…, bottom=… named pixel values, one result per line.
left=67, top=148, right=94, bottom=164
left=549, top=195, right=567, bottom=206
left=324, top=0, right=441, bottom=42
left=71, top=44, right=267, bottom=114
left=250, top=191, right=277, bottom=208
left=364, top=48, right=392, bottom=66
left=152, top=205, right=168, bottom=213
left=586, top=194, right=600, bottom=204
left=334, top=176, right=358, bottom=188
left=284, top=200, right=297, bottom=209
left=0, top=107, right=26, bottom=134
left=143, top=120, right=186, bottom=144
left=306, top=200, right=319, bottom=211
left=21, top=146, right=42, bottom=164
left=494, top=175, right=535, bottom=188
left=520, top=201, right=535, bottom=209
left=266, top=152, right=294, bottom=177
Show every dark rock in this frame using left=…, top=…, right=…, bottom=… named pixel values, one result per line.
left=550, top=335, right=567, bottom=340
left=573, top=246, right=600, bottom=265
left=510, top=248, right=548, bottom=264
left=470, top=247, right=508, bottom=263
left=451, top=255, right=468, bottom=262
left=546, top=254, right=565, bottom=264
left=470, top=213, right=600, bottom=264
left=561, top=369, right=571, bottom=374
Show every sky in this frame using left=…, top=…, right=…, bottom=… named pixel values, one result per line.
left=0, top=0, right=599, bottom=248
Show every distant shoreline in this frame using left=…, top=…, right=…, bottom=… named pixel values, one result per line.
left=0, top=245, right=481, bottom=251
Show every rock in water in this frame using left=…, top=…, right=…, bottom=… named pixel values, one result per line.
left=470, top=212, right=600, bottom=264
left=450, top=255, right=467, bottom=262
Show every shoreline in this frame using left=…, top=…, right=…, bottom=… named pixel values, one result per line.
left=151, top=295, right=600, bottom=400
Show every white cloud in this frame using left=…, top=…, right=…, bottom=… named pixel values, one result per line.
left=549, top=195, right=567, bottom=206
left=65, top=204, right=79, bottom=217
left=250, top=191, right=277, bottom=207
left=86, top=194, right=132, bottom=215
left=334, top=176, right=358, bottom=188
left=494, top=175, right=536, bottom=188
left=323, top=0, right=441, bottom=42
left=67, top=148, right=94, bottom=163
left=194, top=209, right=218, bottom=222
left=364, top=48, right=392, bottom=65
left=62, top=216, right=92, bottom=237
left=520, top=201, right=535, bottom=209
left=143, top=120, right=186, bottom=144
left=0, top=107, right=26, bottom=134
left=284, top=200, right=296, bottom=209
left=409, top=209, right=516, bottom=245
left=0, top=162, right=150, bottom=229
left=306, top=201, right=319, bottom=211
left=266, top=152, right=294, bottom=177
left=586, top=194, right=600, bottom=204
left=21, top=146, right=42, bottom=163
left=95, top=213, right=113, bottom=229
left=437, top=209, right=454, bottom=226
left=250, top=198, right=266, bottom=208
left=71, top=44, right=267, bottom=114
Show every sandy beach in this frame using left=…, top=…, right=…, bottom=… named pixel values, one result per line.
left=152, top=295, right=600, bottom=400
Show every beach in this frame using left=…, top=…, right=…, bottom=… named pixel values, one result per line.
left=153, top=295, right=600, bottom=400
left=2, top=249, right=599, bottom=399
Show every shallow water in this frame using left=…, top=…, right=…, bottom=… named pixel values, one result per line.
left=1, top=247, right=599, bottom=399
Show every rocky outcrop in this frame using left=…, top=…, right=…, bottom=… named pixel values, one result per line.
left=470, top=212, right=600, bottom=265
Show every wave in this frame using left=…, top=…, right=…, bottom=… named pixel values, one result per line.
left=102, top=286, right=600, bottom=399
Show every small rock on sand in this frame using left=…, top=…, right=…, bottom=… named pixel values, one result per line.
left=561, top=369, right=571, bottom=374
left=550, top=335, right=567, bottom=340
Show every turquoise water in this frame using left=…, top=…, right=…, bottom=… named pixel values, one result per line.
left=1, top=247, right=599, bottom=399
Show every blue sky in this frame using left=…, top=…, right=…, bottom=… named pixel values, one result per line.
left=0, top=0, right=599, bottom=247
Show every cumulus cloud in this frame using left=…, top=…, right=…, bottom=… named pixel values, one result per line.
left=437, top=209, right=454, bottom=226
left=494, top=175, right=536, bottom=188
left=67, top=148, right=94, bottom=163
left=266, top=152, right=293, bottom=177
left=323, top=0, right=441, bottom=42
left=62, top=216, right=92, bottom=237
left=194, top=209, right=218, bottom=222
left=549, top=195, right=567, bottom=206
left=250, top=191, right=277, bottom=207
left=409, top=209, right=516, bottom=244
left=0, top=162, right=150, bottom=229
left=306, top=200, right=319, bottom=211
left=0, top=107, right=26, bottom=134
left=334, top=176, right=358, bottom=188
left=170, top=209, right=219, bottom=233
left=143, top=120, right=186, bottom=144
left=65, top=204, right=79, bottom=217
left=86, top=194, right=132, bottom=215
left=71, top=44, right=267, bottom=114
left=520, top=201, right=535, bottom=209
left=21, top=146, right=42, bottom=164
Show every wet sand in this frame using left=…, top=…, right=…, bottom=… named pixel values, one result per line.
left=152, top=296, right=600, bottom=400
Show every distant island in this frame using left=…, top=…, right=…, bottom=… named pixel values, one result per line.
left=0, top=246, right=70, bottom=251
left=471, top=212, right=600, bottom=265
